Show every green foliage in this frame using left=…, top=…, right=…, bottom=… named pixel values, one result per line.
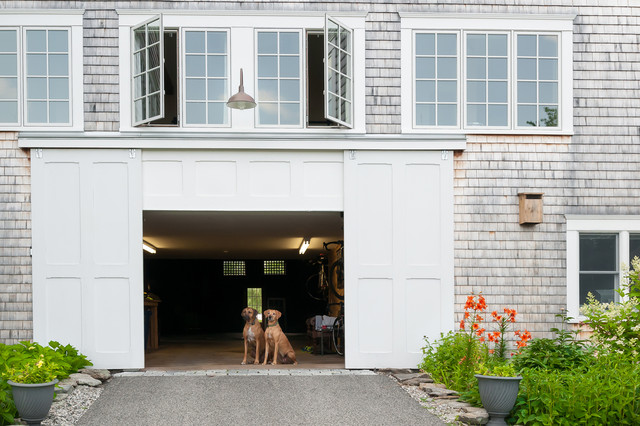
left=476, top=361, right=518, bottom=378
left=0, top=341, right=93, bottom=425
left=580, top=257, right=640, bottom=356
left=419, top=331, right=487, bottom=393
left=513, top=352, right=640, bottom=425
left=513, top=311, right=592, bottom=372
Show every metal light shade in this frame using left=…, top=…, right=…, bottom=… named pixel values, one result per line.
left=227, top=68, right=256, bottom=110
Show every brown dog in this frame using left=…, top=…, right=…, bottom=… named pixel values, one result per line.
left=263, top=309, right=297, bottom=365
left=241, top=307, right=266, bottom=365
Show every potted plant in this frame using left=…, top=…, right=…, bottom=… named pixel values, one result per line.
left=4, top=353, right=62, bottom=426
left=474, top=362, right=521, bottom=426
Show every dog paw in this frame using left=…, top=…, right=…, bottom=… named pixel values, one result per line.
left=241, top=361, right=246, bottom=365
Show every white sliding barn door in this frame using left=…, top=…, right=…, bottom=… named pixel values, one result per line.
left=32, top=149, right=143, bottom=369
left=344, top=150, right=454, bottom=369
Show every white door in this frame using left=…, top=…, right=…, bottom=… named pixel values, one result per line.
left=344, top=150, right=454, bottom=369
left=32, top=149, right=143, bottom=369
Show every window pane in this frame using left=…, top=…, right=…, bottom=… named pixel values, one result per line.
left=48, top=30, right=68, bottom=53
left=488, top=58, right=507, bottom=79
left=207, top=102, right=226, bottom=125
left=0, top=54, right=17, bottom=75
left=49, top=77, right=69, bottom=100
left=257, top=56, right=277, bottom=78
left=467, top=81, right=486, bottom=103
left=488, top=104, right=508, bottom=126
left=437, top=34, right=456, bottom=55
left=133, top=52, right=145, bottom=74
left=279, top=32, right=299, bottom=54
left=539, top=59, right=558, bottom=80
left=133, top=27, right=146, bottom=51
left=0, top=77, right=17, bottom=99
left=488, top=34, right=507, bottom=56
left=186, top=79, right=206, bottom=100
left=186, top=31, right=205, bottom=53
left=207, top=56, right=226, bottom=78
left=49, top=54, right=69, bottom=76
left=280, top=103, right=300, bottom=125
left=328, top=93, right=338, bottom=119
left=437, top=57, right=456, bottom=79
left=280, top=56, right=299, bottom=78
left=517, top=34, right=536, bottom=56
left=416, top=104, right=435, bottom=125
left=49, top=101, right=69, bottom=123
left=437, top=104, right=457, bottom=126
left=517, top=82, right=536, bottom=103
left=207, top=79, right=226, bottom=101
left=539, top=105, right=558, bottom=127
left=148, top=68, right=161, bottom=93
left=580, top=234, right=617, bottom=272
left=207, top=32, right=227, bottom=54
left=148, top=93, right=160, bottom=117
left=437, top=81, right=456, bottom=102
left=133, top=74, right=146, bottom=98
left=467, top=104, right=486, bottom=126
left=416, top=57, right=435, bottom=79
left=580, top=274, right=616, bottom=305
left=186, top=102, right=206, bottom=124
left=258, top=103, right=278, bottom=125
left=280, top=79, right=299, bottom=102
left=467, top=34, right=485, bottom=56
left=26, top=30, right=46, bottom=52
left=467, top=57, right=485, bottom=79
left=0, top=101, right=18, bottom=123
left=416, top=80, right=435, bottom=102
left=488, top=81, right=508, bottom=103
left=148, top=45, right=160, bottom=69
left=339, top=27, right=351, bottom=52
left=517, top=105, right=537, bottom=126
left=258, top=32, right=277, bottom=54
left=0, top=30, right=17, bottom=53
left=630, top=235, right=640, bottom=264
left=517, top=58, right=537, bottom=80
left=186, top=56, right=206, bottom=77
left=539, top=35, right=558, bottom=57
left=27, top=54, right=46, bottom=76
left=258, top=79, right=278, bottom=102
left=27, top=101, right=47, bottom=123
left=415, top=33, right=435, bottom=55
left=27, top=77, right=47, bottom=99
left=539, top=82, right=558, bottom=103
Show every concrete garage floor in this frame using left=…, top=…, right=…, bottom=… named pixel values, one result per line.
left=144, top=333, right=345, bottom=370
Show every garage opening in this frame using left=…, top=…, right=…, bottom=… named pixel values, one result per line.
left=142, top=210, right=344, bottom=369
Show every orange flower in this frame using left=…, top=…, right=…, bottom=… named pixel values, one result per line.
left=489, top=349, right=494, bottom=354
left=464, top=296, right=475, bottom=310
left=491, top=310, right=498, bottom=317
left=464, top=311, right=470, bottom=319
left=479, top=336, right=485, bottom=343
left=477, top=295, right=487, bottom=311
left=459, top=319, right=465, bottom=329
left=476, top=315, right=483, bottom=322
left=476, top=328, right=485, bottom=336
left=472, top=323, right=479, bottom=330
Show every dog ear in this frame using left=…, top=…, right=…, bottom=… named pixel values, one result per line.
left=276, top=310, right=282, bottom=319
left=252, top=308, right=258, bottom=318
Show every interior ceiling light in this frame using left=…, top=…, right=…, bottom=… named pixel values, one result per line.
left=299, top=238, right=310, bottom=255
left=142, top=241, right=157, bottom=254
left=226, top=68, right=256, bottom=110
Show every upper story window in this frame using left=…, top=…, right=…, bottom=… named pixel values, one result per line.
left=0, top=27, right=71, bottom=126
left=401, top=14, right=574, bottom=134
left=119, top=13, right=362, bottom=132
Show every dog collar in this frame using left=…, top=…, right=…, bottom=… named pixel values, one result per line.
left=248, top=320, right=256, bottom=325
left=267, top=321, right=279, bottom=327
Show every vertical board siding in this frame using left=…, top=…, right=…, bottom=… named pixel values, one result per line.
left=0, top=0, right=638, bottom=346
left=0, top=132, right=33, bottom=344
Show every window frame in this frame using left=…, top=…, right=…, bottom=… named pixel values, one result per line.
left=181, top=27, right=231, bottom=128
left=566, top=216, right=640, bottom=321
left=0, top=27, right=20, bottom=126
left=324, top=15, right=353, bottom=128
left=131, top=15, right=165, bottom=126
left=400, top=13, right=574, bottom=135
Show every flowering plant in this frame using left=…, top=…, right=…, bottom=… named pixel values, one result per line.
left=3, top=354, right=60, bottom=384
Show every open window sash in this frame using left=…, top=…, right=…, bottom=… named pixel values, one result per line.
left=132, top=15, right=164, bottom=126
left=324, top=15, right=353, bottom=128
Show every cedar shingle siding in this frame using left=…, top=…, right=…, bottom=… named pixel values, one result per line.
left=1, top=1, right=639, bottom=342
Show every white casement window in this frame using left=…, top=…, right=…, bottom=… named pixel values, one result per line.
left=465, top=33, right=509, bottom=127
left=0, top=27, right=71, bottom=126
left=516, top=34, right=559, bottom=128
left=325, top=16, right=353, bottom=128
left=256, top=30, right=302, bottom=126
left=183, top=30, right=229, bottom=126
left=132, top=16, right=163, bottom=125
left=566, top=216, right=640, bottom=320
left=415, top=33, right=458, bottom=127
left=401, top=14, right=573, bottom=134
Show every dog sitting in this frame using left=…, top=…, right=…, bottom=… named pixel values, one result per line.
left=263, top=309, right=297, bottom=365
left=241, top=307, right=265, bottom=365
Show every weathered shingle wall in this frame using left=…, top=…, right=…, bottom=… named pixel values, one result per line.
left=0, top=132, right=32, bottom=344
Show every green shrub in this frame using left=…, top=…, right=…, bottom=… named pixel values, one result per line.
left=513, top=352, right=640, bottom=425
left=419, top=331, right=487, bottom=393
